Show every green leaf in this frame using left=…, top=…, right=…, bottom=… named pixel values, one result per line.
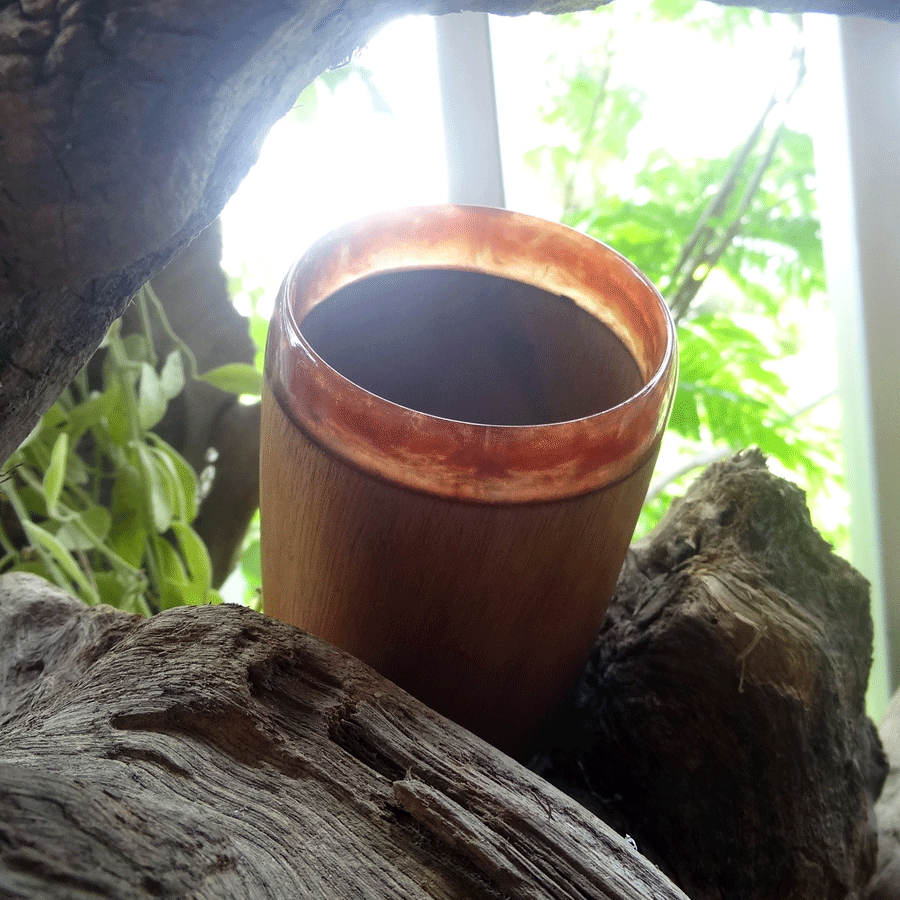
left=108, top=514, right=146, bottom=569
left=670, top=386, right=702, bottom=441
left=148, top=436, right=198, bottom=522
left=134, top=444, right=172, bottom=533
left=65, top=449, right=89, bottom=487
left=150, top=446, right=189, bottom=523
left=94, top=572, right=150, bottom=615
left=151, top=536, right=192, bottom=610
left=198, top=363, right=262, bottom=396
left=171, top=523, right=212, bottom=598
left=250, top=315, right=269, bottom=373
left=94, top=382, right=130, bottom=446
left=41, top=405, right=66, bottom=432
left=160, top=350, right=186, bottom=400
left=43, top=432, right=68, bottom=516
left=289, top=82, right=320, bottom=125
left=154, top=534, right=188, bottom=584
left=55, top=506, right=112, bottom=551
left=138, top=362, right=167, bottom=430
left=23, top=521, right=99, bottom=604
left=122, top=333, right=150, bottom=365
left=67, top=393, right=105, bottom=439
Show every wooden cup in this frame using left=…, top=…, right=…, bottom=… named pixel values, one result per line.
left=261, top=205, right=677, bottom=754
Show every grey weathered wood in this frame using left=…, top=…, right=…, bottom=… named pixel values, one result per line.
left=0, top=570, right=689, bottom=900
left=0, top=452, right=889, bottom=899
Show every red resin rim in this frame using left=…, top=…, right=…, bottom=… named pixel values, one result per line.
left=266, top=205, right=677, bottom=504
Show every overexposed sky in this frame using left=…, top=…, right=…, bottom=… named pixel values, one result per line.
left=221, top=16, right=446, bottom=315
left=221, top=9, right=811, bottom=309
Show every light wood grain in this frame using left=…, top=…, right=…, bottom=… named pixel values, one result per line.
left=261, top=385, right=658, bottom=754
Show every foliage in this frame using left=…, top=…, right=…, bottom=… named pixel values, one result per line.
left=523, top=4, right=841, bottom=544
left=289, top=61, right=393, bottom=126
left=0, top=285, right=260, bottom=614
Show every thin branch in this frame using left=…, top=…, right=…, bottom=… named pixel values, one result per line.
left=669, top=121, right=786, bottom=320
left=664, top=84, right=781, bottom=295
left=561, top=30, right=615, bottom=219
left=666, top=39, right=807, bottom=323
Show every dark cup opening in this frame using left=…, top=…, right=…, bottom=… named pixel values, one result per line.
left=299, top=269, right=643, bottom=428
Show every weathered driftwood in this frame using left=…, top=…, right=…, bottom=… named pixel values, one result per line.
left=0, top=452, right=886, bottom=899
left=532, top=449, right=887, bottom=900
left=0, top=572, right=688, bottom=900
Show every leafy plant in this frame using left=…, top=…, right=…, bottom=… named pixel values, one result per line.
left=289, top=60, right=393, bottom=126
left=0, top=285, right=260, bottom=614
left=523, top=5, right=841, bottom=544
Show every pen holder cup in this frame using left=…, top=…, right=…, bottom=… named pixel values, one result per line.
left=261, top=205, right=677, bottom=755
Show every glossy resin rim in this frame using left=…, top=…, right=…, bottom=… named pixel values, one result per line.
left=265, top=205, right=678, bottom=504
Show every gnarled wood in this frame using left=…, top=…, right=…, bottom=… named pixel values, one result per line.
left=0, top=0, right=601, bottom=465
left=0, top=571, right=687, bottom=900
left=533, top=449, right=887, bottom=900
left=0, top=453, right=886, bottom=899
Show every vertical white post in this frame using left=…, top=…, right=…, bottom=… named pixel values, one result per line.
left=807, top=14, right=900, bottom=716
left=434, top=12, right=506, bottom=207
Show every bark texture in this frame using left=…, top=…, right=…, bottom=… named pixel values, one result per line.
left=0, top=571, right=688, bottom=900
left=0, top=452, right=887, bottom=899
left=0, top=0, right=602, bottom=465
left=532, top=449, right=887, bottom=900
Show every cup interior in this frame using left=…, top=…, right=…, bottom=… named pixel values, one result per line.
left=299, top=268, right=643, bottom=427
left=269, top=206, right=677, bottom=503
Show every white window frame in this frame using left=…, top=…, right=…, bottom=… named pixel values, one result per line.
left=807, top=14, right=900, bottom=712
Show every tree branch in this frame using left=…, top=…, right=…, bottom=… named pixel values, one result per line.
left=667, top=40, right=807, bottom=322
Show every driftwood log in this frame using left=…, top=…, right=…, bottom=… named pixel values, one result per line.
left=0, top=1, right=894, bottom=897
left=531, top=449, right=886, bottom=900
left=0, top=575, right=688, bottom=899
left=0, top=451, right=886, bottom=899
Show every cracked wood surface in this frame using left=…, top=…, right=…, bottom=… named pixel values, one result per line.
left=531, top=450, right=887, bottom=900
left=0, top=452, right=887, bottom=899
left=0, top=571, right=688, bottom=900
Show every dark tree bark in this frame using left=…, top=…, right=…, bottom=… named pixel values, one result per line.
left=532, top=449, right=887, bottom=900
left=0, top=0, right=604, bottom=466
left=0, top=452, right=886, bottom=899
left=0, top=572, right=689, bottom=900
